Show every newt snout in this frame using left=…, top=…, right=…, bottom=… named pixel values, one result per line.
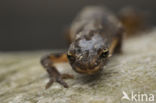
left=72, top=57, right=102, bottom=75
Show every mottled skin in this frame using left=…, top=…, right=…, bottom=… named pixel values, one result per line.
left=41, top=6, right=124, bottom=89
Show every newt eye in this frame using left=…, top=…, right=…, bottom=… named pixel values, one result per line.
left=99, top=49, right=109, bottom=59
left=67, top=53, right=75, bottom=63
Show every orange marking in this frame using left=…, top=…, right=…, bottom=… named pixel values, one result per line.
left=109, top=38, right=119, bottom=55
left=50, top=54, right=68, bottom=63
left=75, top=65, right=100, bottom=75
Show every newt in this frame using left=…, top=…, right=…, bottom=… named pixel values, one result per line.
left=40, top=6, right=124, bottom=89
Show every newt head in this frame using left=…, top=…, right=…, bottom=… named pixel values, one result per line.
left=67, top=30, right=110, bottom=75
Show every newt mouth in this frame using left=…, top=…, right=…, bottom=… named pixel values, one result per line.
left=74, top=65, right=101, bottom=75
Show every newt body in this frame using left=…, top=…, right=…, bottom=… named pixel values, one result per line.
left=119, top=7, right=145, bottom=36
left=41, top=6, right=124, bottom=89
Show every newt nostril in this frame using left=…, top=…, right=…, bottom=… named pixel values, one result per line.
left=89, top=62, right=98, bottom=69
left=75, top=62, right=86, bottom=69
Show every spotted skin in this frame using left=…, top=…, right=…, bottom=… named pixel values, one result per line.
left=41, top=6, right=124, bottom=89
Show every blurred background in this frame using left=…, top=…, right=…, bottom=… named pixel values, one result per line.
left=0, top=0, right=155, bottom=51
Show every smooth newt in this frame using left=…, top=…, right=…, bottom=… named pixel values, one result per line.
left=40, top=6, right=124, bottom=89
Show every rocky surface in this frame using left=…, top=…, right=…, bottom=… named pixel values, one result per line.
left=0, top=30, right=156, bottom=103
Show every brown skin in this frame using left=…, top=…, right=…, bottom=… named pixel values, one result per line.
left=40, top=53, right=74, bottom=89
left=119, top=7, right=145, bottom=36
left=41, top=6, right=124, bottom=89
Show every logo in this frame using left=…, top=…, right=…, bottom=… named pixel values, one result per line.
left=121, top=91, right=155, bottom=102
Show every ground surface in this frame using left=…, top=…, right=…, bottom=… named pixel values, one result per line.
left=0, top=30, right=156, bottom=103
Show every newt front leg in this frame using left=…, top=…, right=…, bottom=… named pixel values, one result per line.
left=40, top=53, right=74, bottom=89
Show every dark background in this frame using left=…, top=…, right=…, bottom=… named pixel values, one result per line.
left=0, top=0, right=155, bottom=51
